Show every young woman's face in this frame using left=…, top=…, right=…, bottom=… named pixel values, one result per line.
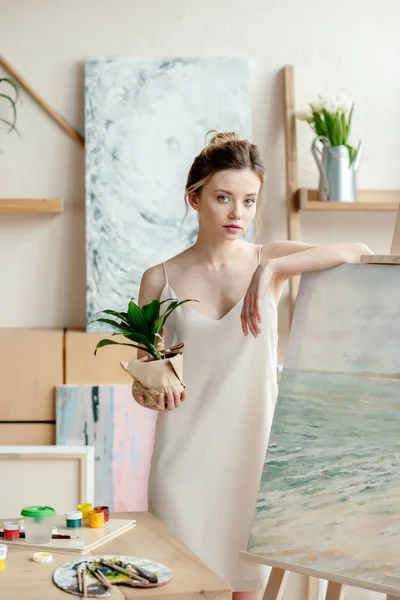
left=190, top=169, right=261, bottom=239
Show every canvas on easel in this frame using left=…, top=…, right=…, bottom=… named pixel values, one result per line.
left=241, top=209, right=400, bottom=599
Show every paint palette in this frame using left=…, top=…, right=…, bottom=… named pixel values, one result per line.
left=0, top=516, right=136, bottom=555
left=53, top=555, right=172, bottom=597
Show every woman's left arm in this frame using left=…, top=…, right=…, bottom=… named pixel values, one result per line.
left=241, top=241, right=373, bottom=337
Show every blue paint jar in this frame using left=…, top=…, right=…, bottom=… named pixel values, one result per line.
left=65, top=511, right=82, bottom=529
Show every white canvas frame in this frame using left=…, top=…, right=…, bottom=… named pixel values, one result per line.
left=0, top=446, right=94, bottom=518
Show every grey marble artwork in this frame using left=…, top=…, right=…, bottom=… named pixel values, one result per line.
left=85, top=56, right=251, bottom=331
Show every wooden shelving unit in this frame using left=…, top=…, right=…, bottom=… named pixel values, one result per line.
left=282, top=64, right=400, bottom=313
left=0, top=199, right=63, bottom=214
left=296, top=189, right=400, bottom=211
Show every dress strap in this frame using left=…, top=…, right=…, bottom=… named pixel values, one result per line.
left=162, top=262, right=169, bottom=286
left=258, top=245, right=263, bottom=265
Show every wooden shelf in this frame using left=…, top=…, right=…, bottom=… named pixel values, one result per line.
left=0, top=199, right=63, bottom=214
left=296, top=189, right=400, bottom=211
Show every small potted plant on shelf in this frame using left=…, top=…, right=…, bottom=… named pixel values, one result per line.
left=0, top=77, right=19, bottom=148
left=296, top=94, right=362, bottom=203
left=91, top=296, right=196, bottom=408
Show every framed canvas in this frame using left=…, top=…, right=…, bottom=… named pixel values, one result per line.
left=0, top=446, right=94, bottom=518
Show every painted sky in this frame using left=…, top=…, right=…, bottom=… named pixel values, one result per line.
left=284, top=264, right=400, bottom=375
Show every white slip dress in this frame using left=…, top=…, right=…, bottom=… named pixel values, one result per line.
left=148, top=245, right=278, bottom=592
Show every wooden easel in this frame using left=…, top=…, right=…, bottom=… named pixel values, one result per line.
left=240, top=205, right=400, bottom=600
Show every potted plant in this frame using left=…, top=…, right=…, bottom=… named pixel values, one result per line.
left=0, top=77, right=19, bottom=145
left=91, top=296, right=196, bottom=408
left=296, top=94, right=362, bottom=202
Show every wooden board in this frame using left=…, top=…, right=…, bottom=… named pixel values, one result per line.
left=296, top=189, right=400, bottom=210
left=0, top=328, right=64, bottom=421
left=0, top=199, right=63, bottom=213
left=360, top=255, right=400, bottom=265
left=0, top=516, right=136, bottom=555
left=0, top=423, right=55, bottom=445
left=65, top=329, right=133, bottom=384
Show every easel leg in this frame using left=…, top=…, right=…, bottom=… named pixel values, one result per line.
left=307, top=576, right=319, bottom=600
left=325, top=581, right=345, bottom=600
left=261, top=568, right=289, bottom=600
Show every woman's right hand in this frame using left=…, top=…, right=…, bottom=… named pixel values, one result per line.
left=133, top=388, right=186, bottom=412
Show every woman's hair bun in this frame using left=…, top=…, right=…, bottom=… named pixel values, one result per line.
left=205, top=130, right=243, bottom=148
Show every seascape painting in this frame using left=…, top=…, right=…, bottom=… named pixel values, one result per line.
left=247, top=264, right=400, bottom=595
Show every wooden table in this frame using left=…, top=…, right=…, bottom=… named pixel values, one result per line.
left=0, top=511, right=232, bottom=599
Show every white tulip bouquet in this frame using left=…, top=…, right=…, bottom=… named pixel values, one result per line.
left=296, top=94, right=359, bottom=164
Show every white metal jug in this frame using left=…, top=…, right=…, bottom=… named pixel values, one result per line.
left=311, top=136, right=363, bottom=203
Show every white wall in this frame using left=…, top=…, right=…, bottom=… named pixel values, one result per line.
left=1, top=0, right=399, bottom=352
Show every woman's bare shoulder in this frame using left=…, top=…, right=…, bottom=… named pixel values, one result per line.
left=139, top=263, right=166, bottom=304
left=140, top=249, right=192, bottom=303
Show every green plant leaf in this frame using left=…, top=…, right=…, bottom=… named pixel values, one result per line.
left=142, top=299, right=160, bottom=327
left=94, top=338, right=149, bottom=356
left=112, top=331, right=151, bottom=346
left=95, top=309, right=131, bottom=328
left=0, top=78, right=19, bottom=101
left=152, top=299, right=198, bottom=334
left=341, top=113, right=346, bottom=144
left=127, top=299, right=151, bottom=335
left=322, top=110, right=335, bottom=145
left=0, top=93, right=17, bottom=133
left=312, top=112, right=327, bottom=137
left=89, top=317, right=132, bottom=334
left=0, top=117, right=21, bottom=136
left=347, top=102, right=354, bottom=138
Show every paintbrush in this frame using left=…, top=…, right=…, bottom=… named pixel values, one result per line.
left=125, top=560, right=159, bottom=584
left=0, top=532, right=73, bottom=539
left=82, top=564, right=88, bottom=599
left=77, top=563, right=87, bottom=597
left=99, top=559, right=153, bottom=584
left=77, top=564, right=82, bottom=595
left=86, top=564, right=114, bottom=592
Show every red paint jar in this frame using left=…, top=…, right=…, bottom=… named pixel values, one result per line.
left=3, top=522, right=20, bottom=540
left=94, top=506, right=109, bottom=522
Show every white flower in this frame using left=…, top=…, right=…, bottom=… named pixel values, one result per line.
left=296, top=106, right=313, bottom=121
left=310, top=97, right=325, bottom=113
left=336, top=93, right=353, bottom=114
left=323, top=96, right=340, bottom=114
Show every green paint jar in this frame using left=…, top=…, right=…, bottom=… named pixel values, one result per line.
left=65, top=511, right=82, bottom=529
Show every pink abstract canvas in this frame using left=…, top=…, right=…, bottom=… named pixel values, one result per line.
left=56, top=384, right=157, bottom=511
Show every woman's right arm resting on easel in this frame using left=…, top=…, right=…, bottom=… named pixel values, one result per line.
left=137, top=264, right=165, bottom=361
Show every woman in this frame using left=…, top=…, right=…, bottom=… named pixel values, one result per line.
left=134, top=131, right=373, bottom=599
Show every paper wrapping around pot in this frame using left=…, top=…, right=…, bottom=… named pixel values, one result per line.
left=121, top=353, right=185, bottom=408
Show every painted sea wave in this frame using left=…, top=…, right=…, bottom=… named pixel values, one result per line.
left=248, top=368, right=400, bottom=592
